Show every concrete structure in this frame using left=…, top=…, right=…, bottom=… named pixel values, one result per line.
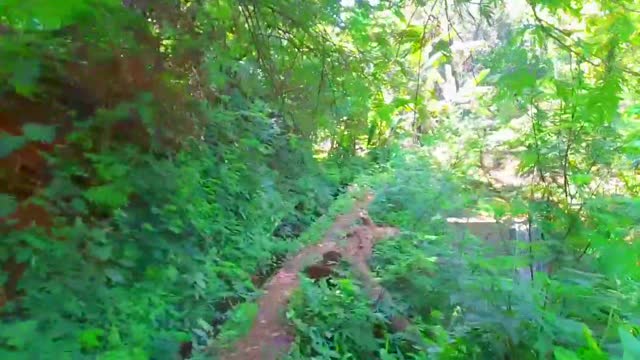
left=447, top=216, right=549, bottom=281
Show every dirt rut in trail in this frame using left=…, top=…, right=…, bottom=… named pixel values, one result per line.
left=219, top=193, right=399, bottom=360
left=219, top=195, right=371, bottom=360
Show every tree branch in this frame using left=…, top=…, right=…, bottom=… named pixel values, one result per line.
left=530, top=4, right=640, bottom=77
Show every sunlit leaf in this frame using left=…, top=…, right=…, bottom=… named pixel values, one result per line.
left=554, top=347, right=581, bottom=360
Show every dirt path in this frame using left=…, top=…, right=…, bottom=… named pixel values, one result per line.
left=219, top=193, right=392, bottom=360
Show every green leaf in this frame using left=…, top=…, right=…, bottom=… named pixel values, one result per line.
left=104, top=268, right=125, bottom=284
left=172, top=331, right=191, bottom=342
left=101, top=347, right=148, bottom=360
left=627, top=104, right=640, bottom=116
left=510, top=198, right=528, bottom=216
left=0, top=320, right=38, bottom=349
left=519, top=149, right=538, bottom=171
left=78, top=328, right=104, bottom=351
left=619, top=327, right=640, bottom=360
left=23, top=123, right=56, bottom=143
left=0, top=133, right=27, bottom=158
left=1, top=0, right=94, bottom=30
left=611, top=14, right=635, bottom=42
left=70, top=197, right=88, bottom=213
left=10, top=59, right=40, bottom=96
left=475, top=69, right=491, bottom=85
left=572, top=173, right=593, bottom=186
left=379, top=349, right=399, bottom=360
left=196, top=318, right=213, bottom=333
left=107, top=326, right=122, bottom=347
left=89, top=243, right=112, bottom=261
left=0, top=193, right=18, bottom=217
left=205, top=0, right=232, bottom=20
left=15, top=246, right=33, bottom=262
left=554, top=347, right=581, bottom=360
left=84, top=184, right=130, bottom=209
left=582, top=326, right=604, bottom=355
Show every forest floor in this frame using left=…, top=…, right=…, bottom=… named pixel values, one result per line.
left=219, top=192, right=400, bottom=360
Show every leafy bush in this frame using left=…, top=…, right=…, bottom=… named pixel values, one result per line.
left=0, top=99, right=352, bottom=358
left=286, top=272, right=424, bottom=360
left=367, top=151, right=474, bottom=231
left=3, top=0, right=640, bottom=359
left=1, top=0, right=394, bottom=357
left=367, top=153, right=640, bottom=359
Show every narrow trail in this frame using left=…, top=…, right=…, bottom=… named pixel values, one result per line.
left=219, top=193, right=400, bottom=360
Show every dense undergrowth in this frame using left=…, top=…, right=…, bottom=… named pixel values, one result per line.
left=2, top=0, right=640, bottom=359
left=1, top=102, right=358, bottom=358
left=1, top=1, right=382, bottom=358
left=287, top=151, right=640, bottom=359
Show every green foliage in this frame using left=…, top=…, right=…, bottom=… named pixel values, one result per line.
left=1, top=101, right=355, bottom=358
left=0, top=123, right=56, bottom=163
left=287, top=277, right=380, bottom=359
left=365, top=152, right=640, bottom=359
left=21, top=123, right=56, bottom=143
left=215, top=302, right=259, bottom=347
left=1, top=1, right=387, bottom=358
left=286, top=273, right=420, bottom=359
left=367, top=152, right=474, bottom=231
left=0, top=193, right=17, bottom=218
left=2, top=0, right=640, bottom=359
left=619, top=327, right=640, bottom=360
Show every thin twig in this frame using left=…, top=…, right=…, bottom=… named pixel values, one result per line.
left=393, top=5, right=420, bottom=62
left=412, top=0, right=441, bottom=140
left=530, top=4, right=640, bottom=77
